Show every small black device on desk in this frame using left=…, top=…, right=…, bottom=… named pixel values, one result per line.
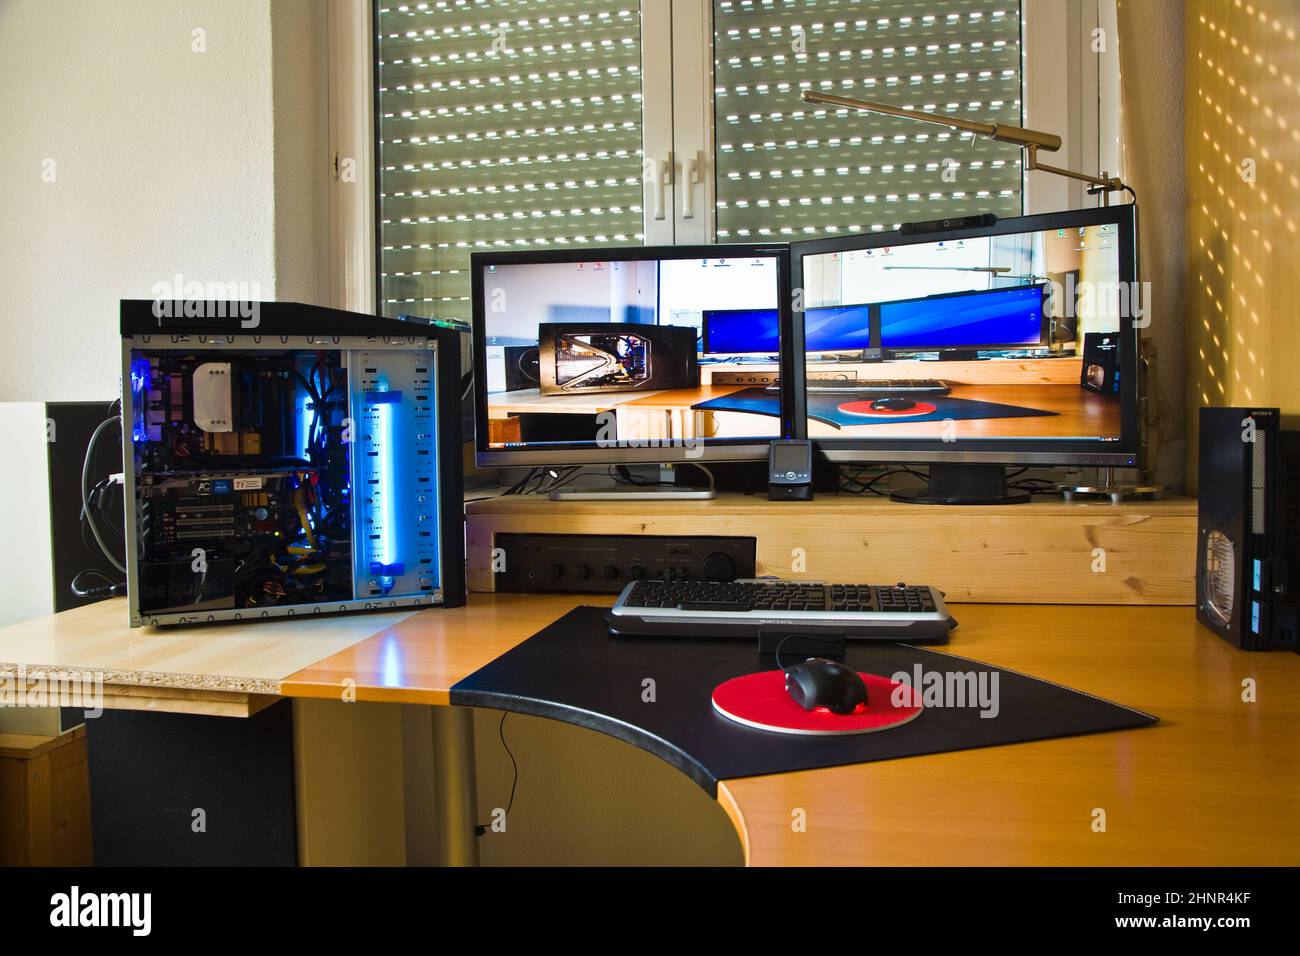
left=606, top=578, right=954, bottom=643
left=769, top=439, right=814, bottom=501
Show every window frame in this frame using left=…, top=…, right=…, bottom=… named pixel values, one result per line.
left=332, top=0, right=1119, bottom=314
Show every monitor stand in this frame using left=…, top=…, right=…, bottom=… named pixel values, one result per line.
left=890, top=463, right=1030, bottom=505
left=550, top=485, right=717, bottom=501
left=1059, top=468, right=1163, bottom=503
left=549, top=468, right=717, bottom=501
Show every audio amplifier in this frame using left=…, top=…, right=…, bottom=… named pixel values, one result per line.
left=493, top=533, right=756, bottom=594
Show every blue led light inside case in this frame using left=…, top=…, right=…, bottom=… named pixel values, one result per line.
left=354, top=352, right=440, bottom=601
left=367, top=385, right=403, bottom=581
left=1251, top=601, right=1261, bottom=634
left=1253, top=559, right=1262, bottom=592
left=297, top=389, right=313, bottom=461
left=130, top=357, right=151, bottom=442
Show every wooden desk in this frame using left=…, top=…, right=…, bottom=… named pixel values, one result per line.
left=808, top=384, right=1122, bottom=440
left=282, top=596, right=1300, bottom=866
left=3, top=594, right=1297, bottom=866
left=0, top=598, right=419, bottom=716
left=465, top=494, right=1198, bottom=604
left=711, top=355, right=1086, bottom=387
left=488, top=380, right=1117, bottom=442
left=486, top=388, right=647, bottom=418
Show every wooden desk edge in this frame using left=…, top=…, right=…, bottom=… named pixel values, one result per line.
left=714, top=781, right=753, bottom=866
left=98, top=684, right=283, bottom=718
left=279, top=679, right=450, bottom=707
left=0, top=725, right=87, bottom=759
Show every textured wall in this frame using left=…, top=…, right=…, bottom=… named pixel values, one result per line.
left=1184, top=0, right=1300, bottom=489
left=1118, top=0, right=1187, bottom=490
left=0, top=0, right=323, bottom=404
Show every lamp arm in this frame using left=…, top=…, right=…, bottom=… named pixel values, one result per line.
left=799, top=90, right=1134, bottom=199
left=801, top=90, right=1062, bottom=151
left=1023, top=146, right=1129, bottom=201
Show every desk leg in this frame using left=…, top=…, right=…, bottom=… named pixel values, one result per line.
left=431, top=705, right=480, bottom=867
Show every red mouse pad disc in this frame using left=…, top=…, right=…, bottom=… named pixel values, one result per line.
left=838, top=400, right=938, bottom=418
left=711, top=670, right=923, bottom=736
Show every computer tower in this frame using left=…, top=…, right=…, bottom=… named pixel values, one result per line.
left=1196, top=406, right=1300, bottom=651
left=537, top=323, right=698, bottom=395
left=119, top=300, right=466, bottom=627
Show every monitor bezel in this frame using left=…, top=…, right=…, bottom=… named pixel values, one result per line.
left=471, top=243, right=795, bottom=467
left=788, top=206, right=1140, bottom=467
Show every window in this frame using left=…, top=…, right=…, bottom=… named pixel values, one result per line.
left=375, top=1, right=646, bottom=321
left=712, top=0, right=1023, bottom=239
left=355, top=1, right=1100, bottom=320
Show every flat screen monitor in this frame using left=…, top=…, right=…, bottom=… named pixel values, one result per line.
left=472, top=244, right=795, bottom=466
left=878, top=284, right=1046, bottom=352
left=804, top=303, right=874, bottom=352
left=701, top=304, right=872, bottom=354
left=789, top=206, right=1139, bottom=468
left=701, top=308, right=780, bottom=355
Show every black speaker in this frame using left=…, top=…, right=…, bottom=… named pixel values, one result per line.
left=86, top=700, right=298, bottom=864
left=503, top=345, right=540, bottom=391
left=1196, top=406, right=1300, bottom=652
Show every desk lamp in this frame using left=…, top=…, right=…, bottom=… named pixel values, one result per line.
left=799, top=91, right=1133, bottom=203
left=800, top=90, right=1161, bottom=502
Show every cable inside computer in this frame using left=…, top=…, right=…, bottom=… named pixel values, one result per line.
left=128, top=349, right=354, bottom=614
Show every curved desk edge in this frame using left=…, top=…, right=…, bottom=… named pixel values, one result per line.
left=449, top=685, right=719, bottom=795
left=714, top=781, right=753, bottom=865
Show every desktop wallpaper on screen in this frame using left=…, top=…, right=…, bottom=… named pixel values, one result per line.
left=479, top=254, right=783, bottom=452
left=798, top=220, right=1127, bottom=446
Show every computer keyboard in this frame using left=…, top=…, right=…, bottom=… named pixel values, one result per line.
left=606, top=579, right=954, bottom=643
left=763, top=379, right=951, bottom=395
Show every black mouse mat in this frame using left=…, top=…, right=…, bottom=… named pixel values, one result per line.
left=450, top=607, right=1157, bottom=795
left=693, top=387, right=1058, bottom=429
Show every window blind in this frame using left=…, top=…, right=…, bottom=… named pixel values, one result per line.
left=376, top=1, right=645, bottom=321
left=713, top=0, right=1024, bottom=239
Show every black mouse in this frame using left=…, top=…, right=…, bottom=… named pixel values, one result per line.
left=784, top=658, right=869, bottom=714
left=870, top=397, right=916, bottom=412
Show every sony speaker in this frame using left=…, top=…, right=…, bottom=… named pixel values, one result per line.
left=1196, top=406, right=1300, bottom=652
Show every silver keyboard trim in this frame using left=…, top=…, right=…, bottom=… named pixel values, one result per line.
left=609, top=581, right=950, bottom=624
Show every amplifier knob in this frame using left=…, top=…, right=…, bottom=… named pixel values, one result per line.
left=602, top=564, right=620, bottom=580
left=702, top=552, right=737, bottom=582
left=548, top=563, right=565, bottom=579
left=628, top=565, right=646, bottom=580
left=575, top=564, right=592, bottom=580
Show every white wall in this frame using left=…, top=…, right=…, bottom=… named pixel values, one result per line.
left=0, top=0, right=324, bottom=404
left=0, top=403, right=54, bottom=627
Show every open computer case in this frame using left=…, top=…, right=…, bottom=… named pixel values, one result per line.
left=119, top=300, right=465, bottom=627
